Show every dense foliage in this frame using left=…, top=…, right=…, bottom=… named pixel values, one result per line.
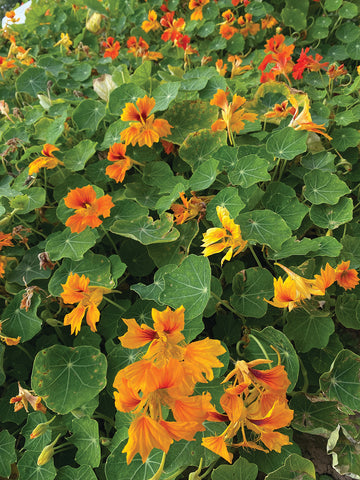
left=0, top=0, right=360, bottom=479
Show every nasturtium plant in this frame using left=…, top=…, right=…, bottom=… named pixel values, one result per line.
left=1, top=0, right=360, bottom=478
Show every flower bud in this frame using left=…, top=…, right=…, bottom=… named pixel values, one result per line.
left=86, top=12, right=102, bottom=34
left=30, top=423, right=49, bottom=440
left=37, top=444, right=54, bottom=466
left=93, top=74, right=116, bottom=102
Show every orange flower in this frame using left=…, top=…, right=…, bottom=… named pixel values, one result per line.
left=184, top=337, right=225, bottom=383
left=264, top=100, right=295, bottom=120
left=215, top=59, right=227, bottom=76
left=219, top=24, right=238, bottom=40
left=313, top=263, right=336, bottom=294
left=202, top=206, right=247, bottom=265
left=61, top=272, right=111, bottom=335
left=160, top=12, right=185, bottom=43
left=265, top=276, right=302, bottom=311
left=102, top=37, right=120, bottom=60
left=258, top=34, right=294, bottom=84
left=120, top=95, right=172, bottom=148
left=288, top=95, right=332, bottom=140
left=210, top=89, right=257, bottom=144
left=0, top=232, right=13, bottom=250
left=0, top=56, right=15, bottom=78
left=170, top=191, right=210, bottom=224
left=106, top=142, right=135, bottom=183
left=238, top=13, right=260, bottom=37
left=28, top=144, right=63, bottom=175
left=327, top=63, right=347, bottom=80
left=10, top=382, right=46, bottom=413
left=335, top=261, right=359, bottom=290
left=189, top=0, right=210, bottom=21
left=126, top=36, right=163, bottom=61
left=228, top=55, right=252, bottom=78
left=141, top=10, right=160, bottom=32
left=261, top=15, right=278, bottom=30
left=64, top=185, right=114, bottom=233
left=161, top=139, right=175, bottom=154
left=202, top=435, right=233, bottom=463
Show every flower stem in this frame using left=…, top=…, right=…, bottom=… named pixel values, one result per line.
left=100, top=224, right=119, bottom=255
left=249, top=245, right=262, bottom=268
left=299, top=357, right=309, bottom=393
left=148, top=452, right=166, bottom=480
left=211, top=292, right=246, bottom=322
left=103, top=296, right=127, bottom=312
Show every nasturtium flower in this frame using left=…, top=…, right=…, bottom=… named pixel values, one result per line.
left=258, top=34, right=294, bottom=84
left=105, top=142, right=137, bottom=183
left=10, top=382, right=46, bottom=413
left=292, top=47, right=329, bottom=80
left=54, top=33, right=72, bottom=51
left=141, top=10, right=160, bottom=32
left=189, top=0, right=209, bottom=21
left=102, top=37, right=120, bottom=60
left=264, top=100, right=295, bottom=120
left=288, top=95, right=332, bottom=140
left=160, top=11, right=185, bottom=43
left=28, top=144, right=63, bottom=175
left=0, top=232, right=13, bottom=250
left=261, top=15, right=278, bottom=30
left=61, top=273, right=111, bottom=335
left=228, top=55, right=252, bottom=78
left=210, top=89, right=257, bottom=144
left=64, top=185, right=114, bottom=233
left=120, top=95, right=172, bottom=148
left=216, top=59, right=227, bottom=76
left=0, top=56, right=15, bottom=78
left=170, top=191, right=211, bottom=225
left=327, top=63, right=347, bottom=80
left=202, top=206, right=247, bottom=265
left=238, top=13, right=260, bottom=37
left=114, top=305, right=225, bottom=464
left=335, top=261, right=359, bottom=290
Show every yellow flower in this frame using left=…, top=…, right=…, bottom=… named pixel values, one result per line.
left=202, top=206, right=247, bottom=265
left=54, top=33, right=72, bottom=51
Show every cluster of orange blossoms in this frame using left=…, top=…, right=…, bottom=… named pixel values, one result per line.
left=203, top=355, right=293, bottom=462
left=210, top=89, right=257, bottom=144
left=0, top=232, right=13, bottom=278
left=219, top=11, right=263, bottom=40
left=170, top=191, right=212, bottom=225
left=64, top=185, right=114, bottom=234
left=7, top=35, right=34, bottom=66
left=216, top=54, right=252, bottom=79
left=202, top=206, right=247, bottom=265
left=266, top=261, right=359, bottom=311
left=28, top=144, right=63, bottom=175
left=120, top=95, right=172, bottom=148
left=126, top=36, right=163, bottom=61
left=113, top=305, right=226, bottom=464
left=60, top=272, right=111, bottom=335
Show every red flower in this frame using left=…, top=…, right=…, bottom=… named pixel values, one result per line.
left=102, top=37, right=120, bottom=60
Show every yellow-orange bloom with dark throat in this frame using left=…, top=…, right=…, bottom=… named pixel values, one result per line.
left=120, top=95, right=172, bottom=148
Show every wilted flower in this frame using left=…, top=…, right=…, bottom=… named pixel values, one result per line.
left=93, top=74, right=117, bottom=102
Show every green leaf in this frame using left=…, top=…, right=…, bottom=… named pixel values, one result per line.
left=262, top=194, right=308, bottom=231
left=206, top=187, right=245, bottom=224
left=327, top=424, right=360, bottom=478
left=339, top=1, right=358, bottom=18
left=131, top=264, right=176, bottom=304
left=230, top=267, right=274, bottom=318
left=108, top=84, right=146, bottom=115
left=1, top=291, right=41, bottom=342
left=0, top=344, right=4, bottom=386
left=291, top=395, right=347, bottom=436
left=163, top=100, right=219, bottom=144
left=303, top=170, right=350, bottom=205
left=265, top=453, right=315, bottom=480
left=179, top=129, right=227, bottom=171
left=281, top=8, right=307, bottom=31
left=16, top=67, right=48, bottom=97
left=70, top=417, right=101, bottom=467
left=18, top=450, right=56, bottom=480
left=110, top=213, right=179, bottom=245
left=284, top=310, right=335, bottom=353
left=325, top=0, right=342, bottom=11
left=152, top=82, right=180, bottom=112
left=56, top=466, right=97, bottom=480
left=320, top=349, right=360, bottom=411
left=301, top=151, right=336, bottom=172
left=246, top=326, right=299, bottom=392
left=63, top=139, right=97, bottom=172
left=266, top=127, right=308, bottom=160
left=31, top=345, right=107, bottom=415
left=7, top=247, right=52, bottom=286
left=346, top=39, right=360, bottom=60
left=211, top=457, right=258, bottom=480
left=46, top=228, right=97, bottom=261
left=340, top=235, right=360, bottom=268
left=331, top=127, right=360, bottom=151
left=70, top=63, right=91, bottom=82
left=48, top=251, right=115, bottom=297
left=21, top=412, right=51, bottom=452
left=15, top=187, right=46, bottom=214
left=147, top=221, right=199, bottom=268
left=0, top=430, right=16, bottom=477
left=190, top=158, right=219, bottom=190
left=72, top=100, right=106, bottom=132
left=160, top=254, right=211, bottom=319
left=131, top=61, right=152, bottom=88
left=238, top=210, right=292, bottom=251
left=335, top=294, right=360, bottom=329
left=310, top=197, right=353, bottom=230
left=228, top=154, right=271, bottom=188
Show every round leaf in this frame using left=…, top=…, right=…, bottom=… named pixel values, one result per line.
left=310, top=197, right=353, bottom=229
left=46, top=228, right=97, bottom=261
left=16, top=67, right=47, bottom=97
left=303, top=170, right=350, bottom=205
left=266, top=127, right=308, bottom=160
left=31, top=345, right=107, bottom=415
left=72, top=100, right=106, bottom=132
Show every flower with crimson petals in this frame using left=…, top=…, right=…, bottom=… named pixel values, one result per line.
left=292, top=47, right=329, bottom=80
left=64, top=185, right=114, bottom=233
left=120, top=95, right=172, bottom=148
left=202, top=206, right=247, bottom=265
left=28, top=144, right=63, bottom=175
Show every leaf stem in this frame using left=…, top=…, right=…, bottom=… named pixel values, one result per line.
left=148, top=452, right=166, bottom=480
left=249, top=245, right=262, bottom=268
left=103, top=296, right=127, bottom=312
left=299, top=357, right=309, bottom=393
left=211, top=292, right=245, bottom=322
left=13, top=214, right=47, bottom=239
left=100, top=224, right=119, bottom=255
left=93, top=413, right=116, bottom=428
